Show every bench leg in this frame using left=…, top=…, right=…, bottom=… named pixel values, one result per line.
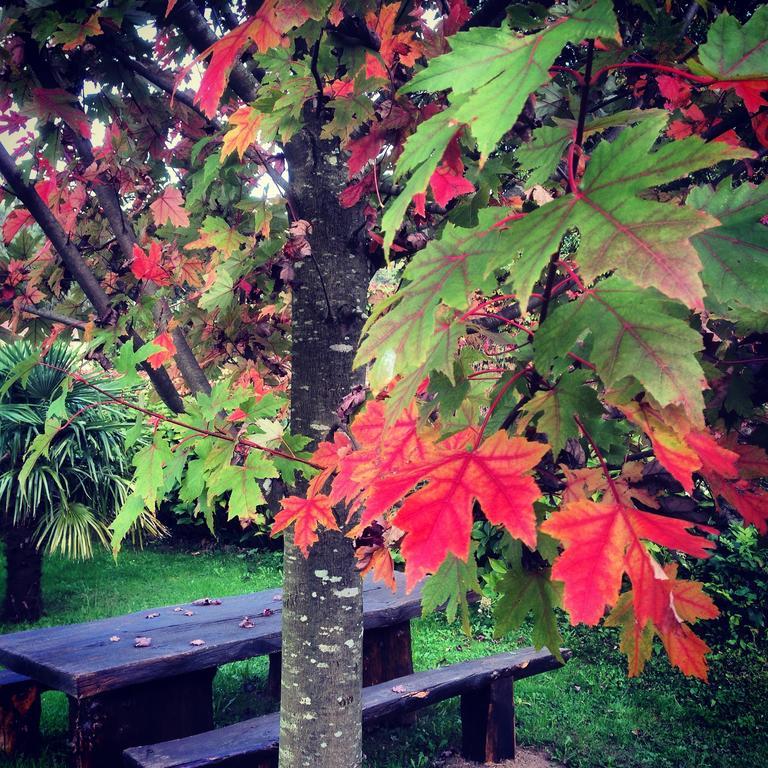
left=267, top=652, right=281, bottom=699
left=68, top=668, right=215, bottom=768
left=460, top=677, right=516, bottom=763
left=0, top=679, right=42, bottom=756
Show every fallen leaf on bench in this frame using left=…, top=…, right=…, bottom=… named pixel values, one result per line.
left=146, top=612, right=160, bottom=619
left=409, top=691, right=428, bottom=699
left=189, top=639, right=205, bottom=646
left=184, top=610, right=195, bottom=617
left=391, top=685, right=408, bottom=693
left=192, top=597, right=222, bottom=606
left=173, top=607, right=183, bottom=612
left=262, top=608, right=273, bottom=617
left=109, top=636, right=120, bottom=642
left=134, top=637, right=152, bottom=648
left=240, top=617, right=255, bottom=628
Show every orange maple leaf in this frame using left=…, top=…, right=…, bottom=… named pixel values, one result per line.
left=147, top=331, right=177, bottom=369
left=365, top=2, right=422, bottom=79
left=272, top=494, right=340, bottom=556
left=221, top=107, right=262, bottom=160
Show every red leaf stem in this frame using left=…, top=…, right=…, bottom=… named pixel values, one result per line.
left=474, top=364, right=531, bottom=448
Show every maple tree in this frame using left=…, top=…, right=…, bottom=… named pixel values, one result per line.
left=1, top=1, right=768, bottom=767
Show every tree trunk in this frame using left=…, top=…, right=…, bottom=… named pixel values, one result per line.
left=2, top=522, right=43, bottom=623
left=278, top=117, right=371, bottom=768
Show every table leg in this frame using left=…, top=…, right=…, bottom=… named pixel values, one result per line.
left=362, top=620, right=414, bottom=686
left=266, top=652, right=281, bottom=699
left=0, top=677, right=42, bottom=756
left=363, top=620, right=415, bottom=726
left=68, top=668, right=215, bottom=768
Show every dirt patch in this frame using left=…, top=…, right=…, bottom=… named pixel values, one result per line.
left=433, top=747, right=564, bottom=768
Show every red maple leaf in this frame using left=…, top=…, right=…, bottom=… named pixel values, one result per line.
left=192, top=0, right=312, bottom=117
left=541, top=494, right=715, bottom=625
left=28, top=88, right=90, bottom=138
left=272, top=494, right=339, bottom=556
left=390, top=429, right=547, bottom=588
left=147, top=331, right=177, bottom=369
left=413, top=134, right=475, bottom=215
left=657, top=74, right=692, bottom=110
left=346, top=132, right=386, bottom=178
left=131, top=242, right=171, bottom=286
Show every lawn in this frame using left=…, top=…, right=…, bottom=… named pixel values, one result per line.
left=1, top=545, right=766, bottom=768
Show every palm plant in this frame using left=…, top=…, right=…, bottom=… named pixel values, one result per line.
left=0, top=340, right=159, bottom=622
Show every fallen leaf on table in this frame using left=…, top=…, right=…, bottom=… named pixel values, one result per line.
left=240, top=617, right=255, bottom=628
left=146, top=612, right=160, bottom=619
left=262, top=608, right=273, bottom=617
left=173, top=607, right=183, bottom=612
left=189, top=639, right=205, bottom=646
left=134, top=637, right=152, bottom=648
left=391, top=685, right=408, bottom=693
left=192, top=597, right=222, bottom=606
left=109, top=636, right=120, bottom=642
left=184, top=610, right=195, bottom=617
left=272, top=594, right=282, bottom=601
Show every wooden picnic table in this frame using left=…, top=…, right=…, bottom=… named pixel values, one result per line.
left=0, top=572, right=422, bottom=768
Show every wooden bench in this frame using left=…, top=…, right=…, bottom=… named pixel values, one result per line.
left=124, top=647, right=570, bottom=768
left=0, top=670, right=45, bottom=755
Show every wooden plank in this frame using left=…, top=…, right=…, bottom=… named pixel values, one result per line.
left=0, top=573, right=422, bottom=698
left=123, top=648, right=569, bottom=768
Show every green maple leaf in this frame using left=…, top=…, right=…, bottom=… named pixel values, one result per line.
left=421, top=547, right=482, bottom=634
left=206, top=454, right=278, bottom=524
left=356, top=209, right=504, bottom=392
left=382, top=0, right=619, bottom=252
left=401, top=0, right=618, bottom=162
left=689, top=181, right=768, bottom=323
left=534, top=276, right=706, bottom=426
left=494, top=115, right=751, bottom=311
left=110, top=494, right=148, bottom=554
left=517, top=109, right=666, bottom=187
left=494, top=563, right=564, bottom=660
left=132, top=435, right=173, bottom=511
left=696, top=6, right=768, bottom=80
left=520, top=370, right=604, bottom=455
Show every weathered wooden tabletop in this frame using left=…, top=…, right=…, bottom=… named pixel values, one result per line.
left=0, top=571, right=421, bottom=698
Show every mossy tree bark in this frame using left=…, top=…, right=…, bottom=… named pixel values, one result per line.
left=278, top=115, right=371, bottom=768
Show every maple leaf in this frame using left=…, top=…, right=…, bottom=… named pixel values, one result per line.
left=150, top=187, right=190, bottom=228
left=221, top=107, right=263, bottom=160
left=689, top=181, right=768, bottom=324
left=495, top=563, right=564, bottom=659
left=494, top=115, right=751, bottom=311
left=424, top=134, right=475, bottom=210
left=421, top=547, right=482, bottom=633
left=696, top=7, right=768, bottom=111
left=346, top=132, right=386, bottom=178
left=621, top=400, right=739, bottom=494
left=535, top=277, right=708, bottom=426
left=25, top=88, right=90, bottom=139
left=272, top=494, right=340, bottom=556
left=541, top=495, right=715, bottom=626
left=131, top=242, right=171, bottom=286
left=383, top=0, right=618, bottom=252
left=147, top=331, right=177, bottom=369
left=53, top=11, right=103, bottom=51
left=391, top=430, right=548, bottom=588
left=192, top=1, right=313, bottom=117
left=365, top=2, right=422, bottom=79
left=356, top=208, right=507, bottom=393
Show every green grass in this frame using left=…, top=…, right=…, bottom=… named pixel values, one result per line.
left=1, top=547, right=766, bottom=767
